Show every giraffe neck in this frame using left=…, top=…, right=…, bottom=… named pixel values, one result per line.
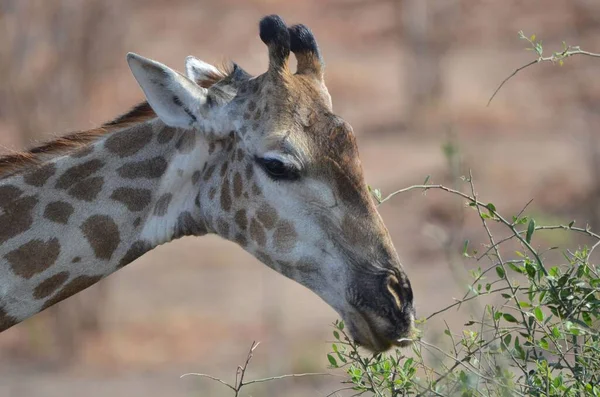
left=0, top=119, right=216, bottom=331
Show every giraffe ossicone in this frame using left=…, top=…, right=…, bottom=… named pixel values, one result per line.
left=0, top=15, right=415, bottom=352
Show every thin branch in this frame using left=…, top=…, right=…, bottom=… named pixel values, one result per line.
left=488, top=47, right=600, bottom=106
left=242, top=372, right=335, bottom=387
left=477, top=223, right=600, bottom=261
left=325, top=386, right=359, bottom=397
left=426, top=286, right=514, bottom=320
left=180, top=373, right=236, bottom=392
left=514, top=198, right=534, bottom=223
left=182, top=341, right=332, bottom=396
left=236, top=340, right=260, bottom=394
left=379, top=184, right=466, bottom=205
left=487, top=59, right=537, bottom=107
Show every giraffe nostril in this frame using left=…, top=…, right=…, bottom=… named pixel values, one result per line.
left=387, top=274, right=413, bottom=312
left=386, top=275, right=403, bottom=309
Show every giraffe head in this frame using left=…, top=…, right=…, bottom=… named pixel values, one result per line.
left=127, top=15, right=415, bottom=352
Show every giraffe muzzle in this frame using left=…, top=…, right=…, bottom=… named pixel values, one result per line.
left=340, top=272, right=416, bottom=353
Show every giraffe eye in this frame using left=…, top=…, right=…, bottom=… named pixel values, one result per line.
left=256, top=157, right=300, bottom=181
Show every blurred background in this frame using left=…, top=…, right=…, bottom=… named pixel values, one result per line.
left=1, top=0, right=600, bottom=396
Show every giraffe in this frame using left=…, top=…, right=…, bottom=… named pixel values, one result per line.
left=0, top=15, right=415, bottom=353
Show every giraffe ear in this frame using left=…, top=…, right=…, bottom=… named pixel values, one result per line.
left=127, top=53, right=207, bottom=128
left=185, top=56, right=225, bottom=86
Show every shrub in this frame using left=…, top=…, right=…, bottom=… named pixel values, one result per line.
left=327, top=175, right=600, bottom=396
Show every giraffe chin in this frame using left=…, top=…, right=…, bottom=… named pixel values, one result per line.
left=343, top=310, right=417, bottom=353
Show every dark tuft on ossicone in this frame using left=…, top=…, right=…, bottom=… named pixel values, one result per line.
left=259, top=15, right=290, bottom=46
left=289, top=24, right=318, bottom=54
left=259, top=15, right=290, bottom=69
left=288, top=23, right=324, bottom=77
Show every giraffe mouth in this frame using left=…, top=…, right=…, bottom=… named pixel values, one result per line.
left=344, top=309, right=417, bottom=353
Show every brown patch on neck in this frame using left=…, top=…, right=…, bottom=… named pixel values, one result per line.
left=0, top=102, right=157, bottom=179
left=0, top=305, right=18, bottom=332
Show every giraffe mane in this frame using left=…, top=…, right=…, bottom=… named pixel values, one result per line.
left=0, top=63, right=232, bottom=179
left=0, top=102, right=157, bottom=179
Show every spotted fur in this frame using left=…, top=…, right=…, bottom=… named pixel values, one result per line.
left=0, top=15, right=415, bottom=353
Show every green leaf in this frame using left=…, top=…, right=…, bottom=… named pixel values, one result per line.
left=462, top=240, right=469, bottom=256
left=551, top=326, right=561, bottom=338
left=530, top=34, right=536, bottom=41
left=367, top=185, right=382, bottom=203
left=333, top=330, right=340, bottom=340
left=514, top=337, right=525, bottom=360
left=373, top=189, right=382, bottom=203
left=507, top=262, right=523, bottom=274
left=534, top=307, right=544, bottom=322
left=564, top=321, right=573, bottom=330
left=528, top=284, right=535, bottom=302
left=526, top=219, right=536, bottom=244
left=525, top=262, right=536, bottom=278
left=503, top=313, right=518, bottom=323
left=568, top=220, right=575, bottom=228
left=553, top=376, right=563, bottom=388
left=423, top=175, right=431, bottom=185
left=496, top=266, right=505, bottom=279
left=459, top=370, right=468, bottom=384
left=535, top=42, right=543, bottom=56
left=327, top=353, right=337, bottom=367
left=538, top=337, right=549, bottom=350
left=468, top=285, right=479, bottom=296
left=486, top=203, right=496, bottom=213
left=569, top=327, right=581, bottom=336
